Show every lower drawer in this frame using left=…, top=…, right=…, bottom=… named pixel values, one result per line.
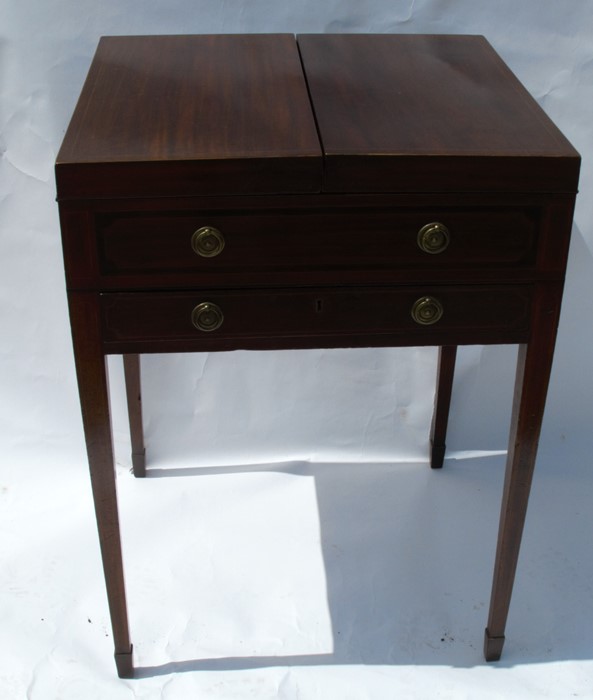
left=101, top=286, right=532, bottom=352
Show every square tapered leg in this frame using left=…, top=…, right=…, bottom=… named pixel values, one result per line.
left=430, top=346, right=457, bottom=469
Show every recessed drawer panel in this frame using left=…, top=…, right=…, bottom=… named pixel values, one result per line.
left=96, top=208, right=537, bottom=278
left=101, top=285, right=532, bottom=350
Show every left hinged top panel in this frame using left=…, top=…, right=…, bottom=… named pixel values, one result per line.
left=56, top=34, right=322, bottom=199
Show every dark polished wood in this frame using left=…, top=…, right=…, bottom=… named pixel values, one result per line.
left=485, top=282, right=565, bottom=660
left=59, top=191, right=575, bottom=292
left=68, top=292, right=133, bottom=677
left=101, top=285, right=532, bottom=352
left=298, top=34, right=580, bottom=194
left=97, top=207, right=537, bottom=279
left=430, top=346, right=458, bottom=469
left=123, top=354, right=145, bottom=478
left=57, top=34, right=579, bottom=676
left=56, top=34, right=322, bottom=199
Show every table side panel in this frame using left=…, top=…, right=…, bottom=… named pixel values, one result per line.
left=56, top=157, right=323, bottom=200
left=319, top=154, right=581, bottom=195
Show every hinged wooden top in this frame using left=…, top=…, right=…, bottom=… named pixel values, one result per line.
left=56, top=33, right=580, bottom=200
left=298, top=34, right=580, bottom=194
left=56, top=34, right=322, bottom=199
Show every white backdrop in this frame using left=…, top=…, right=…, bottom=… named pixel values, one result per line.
left=2, top=2, right=593, bottom=698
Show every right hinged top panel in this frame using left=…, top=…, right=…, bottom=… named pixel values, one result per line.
left=298, top=34, right=580, bottom=194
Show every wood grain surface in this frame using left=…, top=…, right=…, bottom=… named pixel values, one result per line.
left=298, top=34, right=580, bottom=193
left=56, top=35, right=322, bottom=197
left=57, top=34, right=580, bottom=673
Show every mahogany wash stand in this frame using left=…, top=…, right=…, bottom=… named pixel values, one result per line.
left=56, top=34, right=580, bottom=677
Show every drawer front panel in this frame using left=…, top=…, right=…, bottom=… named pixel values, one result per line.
left=101, top=285, right=532, bottom=349
left=96, top=208, right=537, bottom=278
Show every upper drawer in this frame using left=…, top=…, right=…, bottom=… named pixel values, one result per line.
left=95, top=207, right=537, bottom=284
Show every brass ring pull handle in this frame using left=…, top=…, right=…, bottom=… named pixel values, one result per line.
left=417, top=222, right=450, bottom=254
left=411, top=296, right=444, bottom=325
left=191, top=226, right=225, bottom=257
left=192, top=302, right=224, bottom=332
